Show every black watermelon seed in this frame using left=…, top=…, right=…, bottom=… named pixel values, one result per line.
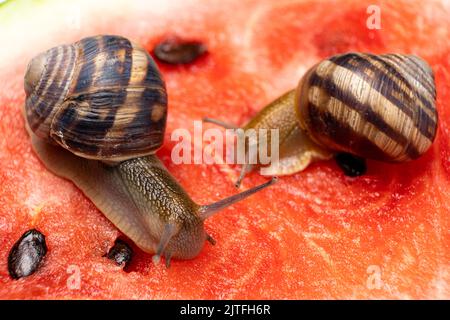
left=8, top=229, right=47, bottom=280
left=106, top=239, right=133, bottom=267
left=335, top=153, right=367, bottom=177
left=153, top=37, right=207, bottom=65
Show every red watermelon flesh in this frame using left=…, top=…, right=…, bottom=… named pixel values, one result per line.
left=0, top=0, right=449, bottom=299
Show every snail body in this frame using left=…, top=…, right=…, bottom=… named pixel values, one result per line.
left=205, top=52, right=438, bottom=186
left=24, top=35, right=275, bottom=266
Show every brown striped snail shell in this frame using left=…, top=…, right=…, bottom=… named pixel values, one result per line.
left=205, top=52, right=438, bottom=186
left=23, top=35, right=275, bottom=265
left=24, top=35, right=168, bottom=163
left=296, top=53, right=438, bottom=162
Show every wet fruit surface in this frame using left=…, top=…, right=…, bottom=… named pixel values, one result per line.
left=0, top=0, right=449, bottom=299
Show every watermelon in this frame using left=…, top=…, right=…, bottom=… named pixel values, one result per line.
left=0, top=0, right=449, bottom=299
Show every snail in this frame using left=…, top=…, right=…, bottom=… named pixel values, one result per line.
left=205, top=53, right=438, bottom=187
left=23, top=35, right=276, bottom=267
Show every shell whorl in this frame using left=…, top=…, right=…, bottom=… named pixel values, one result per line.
left=296, top=53, right=437, bottom=162
left=24, top=35, right=167, bottom=162
left=25, top=43, right=76, bottom=139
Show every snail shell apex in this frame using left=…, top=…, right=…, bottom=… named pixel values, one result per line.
left=296, top=53, right=437, bottom=162
left=24, top=35, right=167, bottom=162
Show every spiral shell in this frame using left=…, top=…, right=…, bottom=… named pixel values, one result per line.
left=296, top=53, right=437, bottom=162
left=24, top=35, right=167, bottom=162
